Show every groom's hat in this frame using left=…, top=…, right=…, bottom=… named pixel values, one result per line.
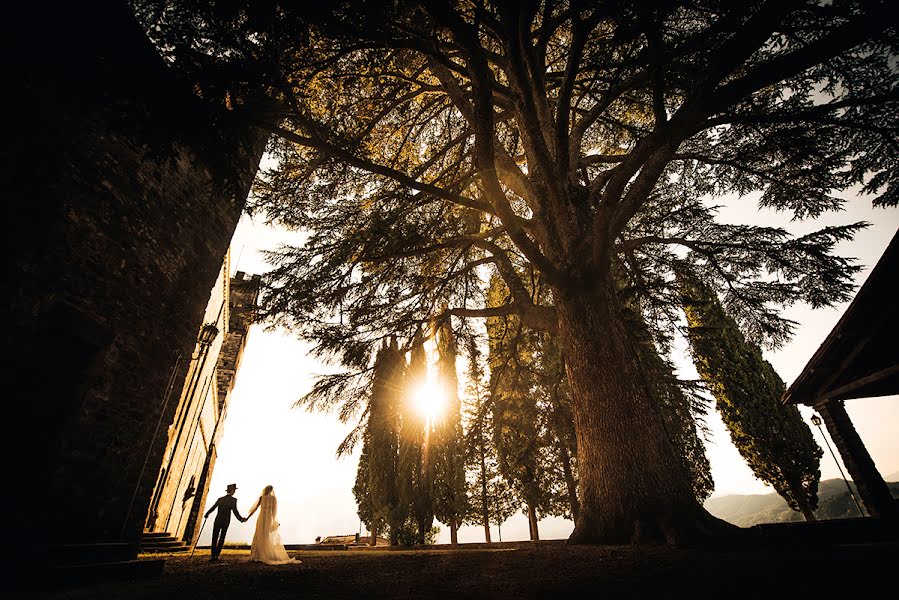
left=226, top=483, right=237, bottom=491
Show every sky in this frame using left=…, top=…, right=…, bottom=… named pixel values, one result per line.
left=199, top=181, right=898, bottom=546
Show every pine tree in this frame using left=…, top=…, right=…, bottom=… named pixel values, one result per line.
left=681, top=276, right=823, bottom=520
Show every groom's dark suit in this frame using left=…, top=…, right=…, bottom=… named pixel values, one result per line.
left=205, top=493, right=245, bottom=559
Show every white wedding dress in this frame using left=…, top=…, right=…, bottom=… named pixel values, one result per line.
left=247, top=493, right=295, bottom=564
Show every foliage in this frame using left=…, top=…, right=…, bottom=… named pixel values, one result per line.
left=622, top=304, right=714, bottom=502
left=530, top=332, right=580, bottom=520
left=485, top=275, right=559, bottom=537
left=397, top=341, right=435, bottom=543
left=431, top=321, right=469, bottom=538
left=352, top=340, right=406, bottom=538
left=681, top=275, right=823, bottom=518
left=461, top=342, right=518, bottom=537
left=352, top=432, right=376, bottom=531
left=134, top=0, right=892, bottom=351
left=394, top=519, right=441, bottom=546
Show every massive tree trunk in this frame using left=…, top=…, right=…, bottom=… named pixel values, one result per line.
left=557, top=285, right=734, bottom=545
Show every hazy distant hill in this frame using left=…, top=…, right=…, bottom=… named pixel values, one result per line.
left=705, top=478, right=899, bottom=527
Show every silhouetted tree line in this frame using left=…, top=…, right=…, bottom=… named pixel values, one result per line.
left=350, top=274, right=824, bottom=543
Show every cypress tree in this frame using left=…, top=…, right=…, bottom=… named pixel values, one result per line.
left=486, top=275, right=548, bottom=541
left=370, top=340, right=406, bottom=541
left=431, top=320, right=468, bottom=544
left=681, top=277, right=823, bottom=521
left=398, top=339, right=435, bottom=544
left=352, top=432, right=378, bottom=540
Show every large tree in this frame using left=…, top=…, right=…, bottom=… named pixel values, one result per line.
left=138, top=0, right=897, bottom=544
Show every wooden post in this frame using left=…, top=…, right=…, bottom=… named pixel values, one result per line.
left=816, top=400, right=896, bottom=519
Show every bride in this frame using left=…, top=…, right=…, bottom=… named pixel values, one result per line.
left=246, top=485, right=296, bottom=565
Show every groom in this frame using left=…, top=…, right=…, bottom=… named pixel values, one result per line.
left=204, top=483, right=247, bottom=562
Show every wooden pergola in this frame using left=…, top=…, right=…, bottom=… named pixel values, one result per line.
left=782, top=228, right=899, bottom=520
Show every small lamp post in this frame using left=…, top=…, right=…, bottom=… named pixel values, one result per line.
left=811, top=413, right=864, bottom=517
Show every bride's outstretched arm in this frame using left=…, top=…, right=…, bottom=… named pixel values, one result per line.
left=247, top=497, right=261, bottom=518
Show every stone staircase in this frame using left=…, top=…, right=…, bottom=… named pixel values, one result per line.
left=21, top=542, right=164, bottom=588
left=140, top=531, right=190, bottom=554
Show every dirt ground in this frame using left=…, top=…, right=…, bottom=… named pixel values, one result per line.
left=21, top=541, right=897, bottom=599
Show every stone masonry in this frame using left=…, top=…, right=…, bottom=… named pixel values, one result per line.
left=145, top=264, right=262, bottom=546
left=4, top=1, right=267, bottom=559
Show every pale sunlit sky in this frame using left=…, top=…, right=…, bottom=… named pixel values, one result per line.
left=200, top=177, right=898, bottom=546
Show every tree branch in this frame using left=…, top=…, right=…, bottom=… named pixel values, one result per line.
left=259, top=122, right=495, bottom=214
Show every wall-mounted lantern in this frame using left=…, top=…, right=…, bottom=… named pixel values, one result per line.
left=197, top=323, right=219, bottom=348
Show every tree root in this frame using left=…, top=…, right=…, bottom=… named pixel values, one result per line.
left=567, top=505, right=744, bottom=548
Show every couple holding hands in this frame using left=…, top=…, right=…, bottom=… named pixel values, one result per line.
left=204, top=483, right=296, bottom=565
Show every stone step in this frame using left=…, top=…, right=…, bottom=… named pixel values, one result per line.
left=32, top=559, right=165, bottom=588
left=139, top=530, right=190, bottom=554
left=139, top=545, right=189, bottom=554
left=140, top=538, right=185, bottom=547
left=38, top=542, right=138, bottom=566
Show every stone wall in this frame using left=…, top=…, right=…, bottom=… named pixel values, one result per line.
left=4, top=1, right=267, bottom=552
left=183, top=271, right=261, bottom=545
left=145, top=265, right=262, bottom=545
left=146, top=256, right=230, bottom=538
